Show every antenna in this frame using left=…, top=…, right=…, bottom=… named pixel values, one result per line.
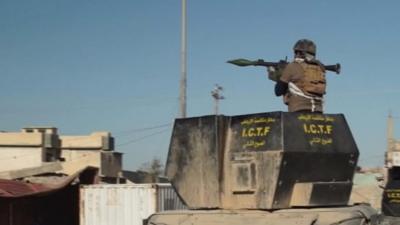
left=211, top=84, right=225, bottom=115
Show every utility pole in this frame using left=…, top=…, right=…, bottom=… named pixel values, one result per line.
left=211, top=84, right=225, bottom=115
left=388, top=111, right=394, bottom=153
left=179, top=0, right=187, bottom=118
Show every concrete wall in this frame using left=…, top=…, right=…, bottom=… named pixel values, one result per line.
left=60, top=132, right=121, bottom=178
left=394, top=142, right=400, bottom=151
left=60, top=132, right=112, bottom=150
left=387, top=151, right=400, bottom=167
left=0, top=147, right=43, bottom=172
left=0, top=132, right=43, bottom=146
left=101, top=152, right=122, bottom=177
left=60, top=150, right=122, bottom=178
left=0, top=132, right=46, bottom=172
left=61, top=150, right=100, bottom=165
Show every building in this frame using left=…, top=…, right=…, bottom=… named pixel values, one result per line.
left=382, top=113, right=400, bottom=217
left=0, top=127, right=122, bottom=183
left=386, top=113, right=400, bottom=168
left=0, top=127, right=60, bottom=172
left=60, top=131, right=122, bottom=183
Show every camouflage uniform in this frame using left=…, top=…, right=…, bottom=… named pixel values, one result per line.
left=274, top=39, right=326, bottom=113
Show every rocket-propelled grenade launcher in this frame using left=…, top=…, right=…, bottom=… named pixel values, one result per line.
left=227, top=58, right=341, bottom=81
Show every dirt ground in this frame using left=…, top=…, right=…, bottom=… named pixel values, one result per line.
left=350, top=172, right=383, bottom=210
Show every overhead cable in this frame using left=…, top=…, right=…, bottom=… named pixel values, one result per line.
left=116, top=128, right=171, bottom=147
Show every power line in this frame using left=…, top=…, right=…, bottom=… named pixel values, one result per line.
left=113, top=123, right=172, bottom=137
left=116, top=128, right=171, bottom=147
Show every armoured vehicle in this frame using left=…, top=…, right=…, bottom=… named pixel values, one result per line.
left=147, top=112, right=380, bottom=225
left=381, top=167, right=400, bottom=224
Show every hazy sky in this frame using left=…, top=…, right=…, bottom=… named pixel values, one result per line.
left=1, top=1, right=399, bottom=170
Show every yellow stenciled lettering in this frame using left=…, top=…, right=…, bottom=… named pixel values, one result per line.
left=242, top=128, right=247, bottom=137
left=256, top=127, right=264, bottom=136
left=309, top=124, right=317, bottom=134
left=241, top=126, right=271, bottom=137
left=318, top=125, right=324, bottom=134
left=388, top=192, right=400, bottom=198
left=263, top=127, right=270, bottom=136
left=248, top=128, right=255, bottom=137
left=303, top=124, right=334, bottom=135
left=303, top=124, right=309, bottom=133
left=326, top=125, right=333, bottom=134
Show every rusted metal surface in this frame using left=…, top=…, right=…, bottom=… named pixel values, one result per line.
left=0, top=167, right=98, bottom=225
left=0, top=179, right=49, bottom=197
left=0, top=166, right=98, bottom=198
left=166, top=112, right=359, bottom=209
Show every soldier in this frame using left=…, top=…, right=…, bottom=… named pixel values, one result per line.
left=271, top=39, right=326, bottom=113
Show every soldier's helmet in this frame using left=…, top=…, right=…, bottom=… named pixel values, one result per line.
left=293, top=39, right=316, bottom=56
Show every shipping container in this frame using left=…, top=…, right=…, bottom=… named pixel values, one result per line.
left=80, top=184, right=186, bottom=225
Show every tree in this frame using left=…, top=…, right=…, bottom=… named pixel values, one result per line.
left=139, top=157, right=164, bottom=183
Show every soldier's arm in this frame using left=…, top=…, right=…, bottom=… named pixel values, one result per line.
left=274, top=80, right=288, bottom=96
left=274, top=63, right=297, bottom=96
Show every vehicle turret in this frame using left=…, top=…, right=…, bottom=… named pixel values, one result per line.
left=166, top=112, right=358, bottom=209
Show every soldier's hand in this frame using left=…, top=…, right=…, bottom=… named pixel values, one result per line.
left=267, top=67, right=279, bottom=81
